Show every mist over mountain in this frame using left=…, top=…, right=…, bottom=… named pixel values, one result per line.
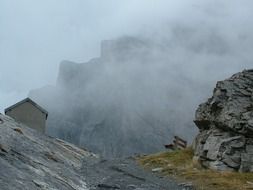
left=29, top=22, right=253, bottom=158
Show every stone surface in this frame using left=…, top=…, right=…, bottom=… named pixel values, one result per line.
left=0, top=113, right=96, bottom=190
left=0, top=113, right=183, bottom=189
left=82, top=158, right=183, bottom=190
left=151, top=167, right=163, bottom=172
left=193, top=70, right=253, bottom=172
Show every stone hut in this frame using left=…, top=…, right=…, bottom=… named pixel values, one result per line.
left=5, top=98, right=48, bottom=133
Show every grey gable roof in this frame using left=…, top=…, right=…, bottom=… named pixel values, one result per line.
left=4, top=98, right=48, bottom=119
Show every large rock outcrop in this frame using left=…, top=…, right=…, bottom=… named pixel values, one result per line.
left=193, top=69, right=253, bottom=172
left=0, top=113, right=97, bottom=190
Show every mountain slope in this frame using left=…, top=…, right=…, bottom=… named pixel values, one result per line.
left=0, top=113, right=184, bottom=190
left=0, top=113, right=97, bottom=190
left=29, top=35, right=207, bottom=158
left=30, top=30, right=245, bottom=158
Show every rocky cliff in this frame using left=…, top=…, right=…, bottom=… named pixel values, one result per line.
left=0, top=113, right=97, bottom=190
left=29, top=28, right=244, bottom=158
left=30, top=36, right=205, bottom=158
left=193, top=69, right=253, bottom=172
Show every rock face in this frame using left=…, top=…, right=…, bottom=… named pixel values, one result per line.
left=30, top=36, right=204, bottom=158
left=193, top=69, right=253, bottom=172
left=0, top=113, right=183, bottom=189
left=0, top=113, right=97, bottom=190
left=30, top=28, right=250, bottom=158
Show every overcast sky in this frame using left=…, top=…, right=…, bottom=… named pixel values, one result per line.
left=1, top=0, right=253, bottom=112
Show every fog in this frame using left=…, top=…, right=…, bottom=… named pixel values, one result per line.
left=2, top=1, right=253, bottom=156
left=0, top=1, right=239, bottom=157
left=1, top=0, right=253, bottom=112
left=0, top=0, right=189, bottom=111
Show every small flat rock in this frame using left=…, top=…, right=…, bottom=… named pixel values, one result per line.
left=151, top=168, right=163, bottom=172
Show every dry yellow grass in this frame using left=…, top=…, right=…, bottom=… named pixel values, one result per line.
left=137, top=148, right=253, bottom=190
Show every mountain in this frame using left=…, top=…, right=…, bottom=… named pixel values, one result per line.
left=30, top=29, right=238, bottom=158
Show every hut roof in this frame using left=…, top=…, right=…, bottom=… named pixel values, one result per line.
left=5, top=98, right=48, bottom=119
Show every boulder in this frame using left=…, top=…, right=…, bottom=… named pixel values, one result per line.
left=193, top=70, right=253, bottom=172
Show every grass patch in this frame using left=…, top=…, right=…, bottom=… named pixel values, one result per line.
left=137, top=148, right=253, bottom=190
